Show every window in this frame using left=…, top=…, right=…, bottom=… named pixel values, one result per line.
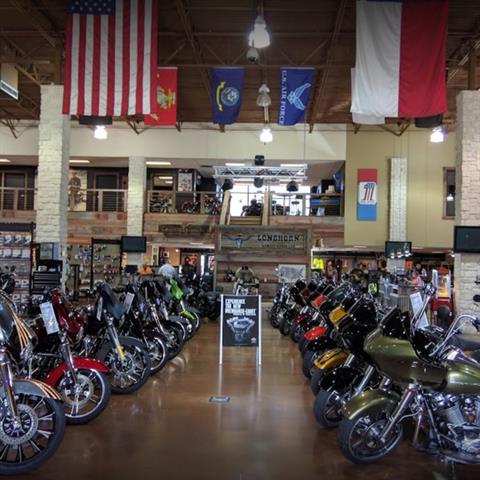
left=443, top=168, right=455, bottom=219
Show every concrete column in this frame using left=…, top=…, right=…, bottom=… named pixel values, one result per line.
left=36, top=85, right=70, bottom=249
left=389, top=157, right=408, bottom=241
left=454, top=91, right=480, bottom=312
left=127, top=156, right=146, bottom=267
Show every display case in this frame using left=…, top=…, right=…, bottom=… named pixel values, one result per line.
left=66, top=243, right=92, bottom=295
left=90, top=239, right=122, bottom=288
left=0, top=222, right=33, bottom=306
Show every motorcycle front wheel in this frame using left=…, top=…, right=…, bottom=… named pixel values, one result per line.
left=314, top=387, right=350, bottom=428
left=144, top=334, right=168, bottom=374
left=101, top=338, right=151, bottom=394
left=337, top=406, right=403, bottom=464
left=57, top=368, right=111, bottom=424
left=0, top=395, right=65, bottom=475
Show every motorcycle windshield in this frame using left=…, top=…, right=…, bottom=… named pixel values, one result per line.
left=98, top=283, right=125, bottom=320
left=0, top=298, right=16, bottom=345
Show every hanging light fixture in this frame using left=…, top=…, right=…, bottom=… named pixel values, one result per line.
left=248, top=15, right=271, bottom=49
left=94, top=125, right=108, bottom=140
left=430, top=126, right=446, bottom=143
left=286, top=180, right=299, bottom=192
left=221, top=179, right=234, bottom=191
left=254, top=177, right=264, bottom=188
left=446, top=192, right=455, bottom=202
left=256, top=84, right=271, bottom=107
left=259, top=124, right=273, bottom=144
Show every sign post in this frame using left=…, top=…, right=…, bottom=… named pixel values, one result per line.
left=219, top=294, right=262, bottom=366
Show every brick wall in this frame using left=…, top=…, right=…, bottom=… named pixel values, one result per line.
left=454, top=91, right=480, bottom=312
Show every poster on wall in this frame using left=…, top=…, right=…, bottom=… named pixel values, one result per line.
left=178, top=172, right=193, bottom=192
left=277, top=264, right=307, bottom=283
left=357, top=169, right=377, bottom=221
left=68, top=170, right=87, bottom=212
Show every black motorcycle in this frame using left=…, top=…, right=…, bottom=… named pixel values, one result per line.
left=78, top=283, right=151, bottom=394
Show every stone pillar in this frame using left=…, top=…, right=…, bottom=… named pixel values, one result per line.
left=454, top=91, right=480, bottom=312
left=36, top=85, right=70, bottom=251
left=387, top=157, right=408, bottom=271
left=127, top=156, right=146, bottom=267
left=389, top=157, right=408, bottom=241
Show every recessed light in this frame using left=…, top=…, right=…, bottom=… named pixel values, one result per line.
left=157, top=176, right=173, bottom=180
left=281, top=164, right=300, bottom=167
left=0, top=159, right=11, bottom=163
left=146, top=161, right=171, bottom=166
left=225, top=163, right=245, bottom=167
left=189, top=242, right=204, bottom=246
left=69, top=159, right=91, bottom=164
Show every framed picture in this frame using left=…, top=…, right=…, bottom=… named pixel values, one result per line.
left=178, top=172, right=193, bottom=192
left=68, top=170, right=88, bottom=211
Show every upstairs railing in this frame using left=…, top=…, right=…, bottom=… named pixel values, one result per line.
left=68, top=188, right=127, bottom=213
left=146, top=190, right=222, bottom=215
left=270, top=192, right=343, bottom=217
left=0, top=188, right=35, bottom=211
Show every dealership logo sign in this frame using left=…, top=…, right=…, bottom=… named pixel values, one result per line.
left=358, top=181, right=377, bottom=205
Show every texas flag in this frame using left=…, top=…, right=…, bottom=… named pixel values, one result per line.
left=351, top=0, right=448, bottom=121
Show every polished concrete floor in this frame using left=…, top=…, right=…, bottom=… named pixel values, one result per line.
left=22, top=318, right=479, bottom=479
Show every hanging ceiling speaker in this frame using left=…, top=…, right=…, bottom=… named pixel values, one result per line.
left=254, top=177, right=263, bottom=188
left=221, top=179, right=234, bottom=191
left=254, top=155, right=265, bottom=166
left=286, top=180, right=299, bottom=192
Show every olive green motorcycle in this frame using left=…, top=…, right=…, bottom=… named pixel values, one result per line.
left=337, top=285, right=480, bottom=468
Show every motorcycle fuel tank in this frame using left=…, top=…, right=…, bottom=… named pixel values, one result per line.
left=364, top=328, right=446, bottom=388
left=443, top=361, right=480, bottom=395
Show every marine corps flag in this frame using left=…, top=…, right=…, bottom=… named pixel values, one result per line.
left=210, top=67, right=244, bottom=124
left=144, top=67, right=177, bottom=125
left=278, top=67, right=314, bottom=126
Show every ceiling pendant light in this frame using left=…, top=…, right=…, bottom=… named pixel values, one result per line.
left=259, top=124, right=273, bottom=144
left=430, top=126, right=446, bottom=143
left=256, top=84, right=271, bottom=107
left=94, top=125, right=108, bottom=140
left=248, top=15, right=271, bottom=49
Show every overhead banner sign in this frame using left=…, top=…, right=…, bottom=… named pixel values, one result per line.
left=220, top=230, right=307, bottom=251
left=144, top=67, right=177, bottom=125
left=278, top=67, right=314, bottom=126
left=219, top=295, right=262, bottom=366
left=210, top=67, right=244, bottom=124
left=357, top=168, right=377, bottom=221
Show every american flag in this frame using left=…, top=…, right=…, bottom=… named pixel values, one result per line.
left=63, top=0, right=158, bottom=116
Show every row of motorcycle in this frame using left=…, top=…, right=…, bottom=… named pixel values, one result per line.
left=0, top=274, right=201, bottom=474
left=271, top=277, right=480, bottom=473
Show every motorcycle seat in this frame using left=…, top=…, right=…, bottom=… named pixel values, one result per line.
left=453, top=334, right=480, bottom=351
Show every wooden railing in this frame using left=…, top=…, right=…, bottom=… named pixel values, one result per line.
left=68, top=188, right=127, bottom=212
left=146, top=190, right=222, bottom=215
left=0, top=188, right=35, bottom=211
left=269, top=192, right=343, bottom=217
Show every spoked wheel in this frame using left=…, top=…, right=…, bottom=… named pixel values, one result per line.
left=337, top=406, right=403, bottom=464
left=0, top=394, right=65, bottom=475
left=57, top=368, right=111, bottom=424
left=144, top=335, right=168, bottom=374
left=103, top=341, right=151, bottom=394
left=314, top=388, right=350, bottom=428
left=165, top=328, right=184, bottom=359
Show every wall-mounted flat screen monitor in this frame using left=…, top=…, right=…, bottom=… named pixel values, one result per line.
left=454, top=226, right=480, bottom=253
left=121, top=236, right=147, bottom=253
left=385, top=241, right=412, bottom=257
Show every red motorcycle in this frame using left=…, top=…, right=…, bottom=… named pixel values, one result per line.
left=24, top=289, right=111, bottom=424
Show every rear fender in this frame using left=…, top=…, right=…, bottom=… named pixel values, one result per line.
left=319, top=365, right=363, bottom=392
left=307, top=334, right=336, bottom=352
left=341, top=389, right=401, bottom=420
left=11, top=379, right=62, bottom=400
left=44, top=357, right=110, bottom=387
left=304, top=325, right=326, bottom=341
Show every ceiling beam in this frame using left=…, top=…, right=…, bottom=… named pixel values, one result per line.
left=164, top=62, right=351, bottom=69
left=306, top=0, right=348, bottom=132
left=7, top=0, right=57, bottom=48
left=174, top=0, right=212, bottom=104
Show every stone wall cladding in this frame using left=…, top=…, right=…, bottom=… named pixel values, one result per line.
left=127, top=156, right=146, bottom=266
left=389, top=157, right=408, bottom=242
left=36, top=85, right=70, bottom=245
left=455, top=91, right=480, bottom=312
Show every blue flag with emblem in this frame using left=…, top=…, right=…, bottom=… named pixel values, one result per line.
left=278, top=67, right=314, bottom=126
left=210, top=67, right=244, bottom=124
